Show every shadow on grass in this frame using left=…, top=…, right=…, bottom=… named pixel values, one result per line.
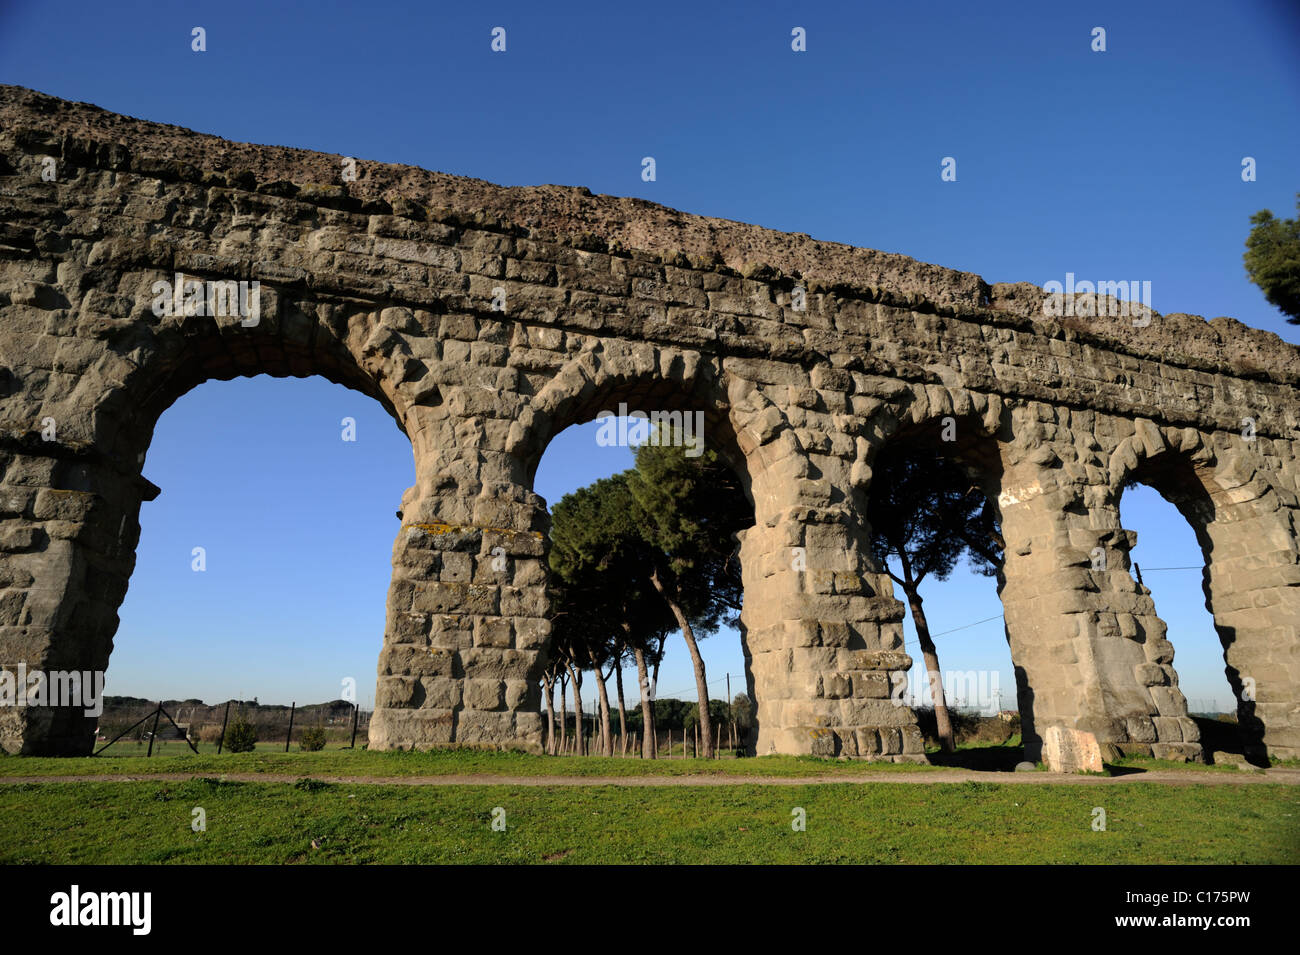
left=926, top=743, right=1026, bottom=772
left=1193, top=715, right=1272, bottom=768
left=1100, top=764, right=1145, bottom=776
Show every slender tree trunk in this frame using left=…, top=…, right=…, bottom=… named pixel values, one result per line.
left=907, top=588, right=954, bottom=753
left=542, top=671, right=556, bottom=755
left=559, top=669, right=569, bottom=755
left=564, top=660, right=585, bottom=756
left=650, top=570, right=713, bottom=758
left=593, top=662, right=614, bottom=757
left=651, top=634, right=666, bottom=758
left=578, top=642, right=614, bottom=757
left=614, top=658, right=628, bottom=756
left=633, top=644, right=655, bottom=759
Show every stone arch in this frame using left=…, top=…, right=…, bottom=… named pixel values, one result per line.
left=856, top=392, right=1207, bottom=764
left=513, top=340, right=736, bottom=487
left=853, top=386, right=1014, bottom=747
left=855, top=383, right=1006, bottom=482
left=96, top=300, right=417, bottom=463
left=508, top=341, right=808, bottom=756
left=1, top=286, right=430, bottom=754
left=1107, top=422, right=1300, bottom=760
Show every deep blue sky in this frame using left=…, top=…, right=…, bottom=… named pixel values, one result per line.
left=2, top=0, right=1296, bottom=713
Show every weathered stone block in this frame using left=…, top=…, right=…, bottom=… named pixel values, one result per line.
left=464, top=679, right=504, bottom=710
left=512, top=617, right=550, bottom=650
left=473, top=616, right=513, bottom=648
left=853, top=672, right=892, bottom=698
left=376, top=675, right=423, bottom=709
left=1041, top=725, right=1105, bottom=773
left=878, top=728, right=902, bottom=755
left=1151, top=742, right=1201, bottom=763
left=411, top=582, right=499, bottom=615
left=822, top=673, right=851, bottom=699
left=1151, top=716, right=1183, bottom=742
left=1134, top=662, right=1169, bottom=686
left=1124, top=716, right=1157, bottom=743
left=421, top=676, right=463, bottom=708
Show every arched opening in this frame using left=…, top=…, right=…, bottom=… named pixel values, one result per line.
left=1118, top=451, right=1259, bottom=762
left=860, top=416, right=1021, bottom=767
left=102, top=373, right=415, bottom=752
left=527, top=374, right=756, bottom=759
left=10, top=296, right=434, bottom=755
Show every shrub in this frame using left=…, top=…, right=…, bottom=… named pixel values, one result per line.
left=222, top=716, right=258, bottom=753
left=198, top=724, right=224, bottom=744
left=913, top=707, right=1014, bottom=747
left=299, top=727, right=327, bottom=752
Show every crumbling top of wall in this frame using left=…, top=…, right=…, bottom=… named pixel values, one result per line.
left=1, top=83, right=1297, bottom=386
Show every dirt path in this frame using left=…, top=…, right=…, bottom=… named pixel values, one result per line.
left=2, top=769, right=1297, bottom=787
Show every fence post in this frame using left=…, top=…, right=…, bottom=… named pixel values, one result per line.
left=146, top=702, right=162, bottom=758
left=93, top=708, right=158, bottom=757
left=285, top=702, right=296, bottom=752
left=349, top=703, right=360, bottom=748
left=216, top=701, right=231, bottom=754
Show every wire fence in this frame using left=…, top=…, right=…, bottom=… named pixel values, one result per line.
left=93, top=699, right=370, bottom=755
left=545, top=710, right=749, bottom=758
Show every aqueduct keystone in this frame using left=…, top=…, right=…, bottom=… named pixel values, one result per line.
left=1, top=86, right=1297, bottom=761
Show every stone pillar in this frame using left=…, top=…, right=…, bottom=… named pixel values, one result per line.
left=737, top=430, right=923, bottom=762
left=0, top=444, right=151, bottom=754
left=1106, top=425, right=1300, bottom=763
left=1193, top=456, right=1300, bottom=761
left=368, top=442, right=550, bottom=752
left=997, top=453, right=1199, bottom=763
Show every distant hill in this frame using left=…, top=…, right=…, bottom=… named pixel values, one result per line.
left=103, top=696, right=356, bottom=715
left=97, top=698, right=362, bottom=738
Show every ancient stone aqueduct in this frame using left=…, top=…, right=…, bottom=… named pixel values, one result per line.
left=1, top=86, right=1297, bottom=763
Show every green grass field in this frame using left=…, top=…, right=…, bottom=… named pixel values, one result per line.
left=0, top=743, right=1268, bottom=779
left=0, top=747, right=955, bottom=778
left=4, top=746, right=1293, bottom=864
left=0, top=777, right=1295, bottom=864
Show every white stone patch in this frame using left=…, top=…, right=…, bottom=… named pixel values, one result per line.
left=998, top=483, right=1044, bottom=508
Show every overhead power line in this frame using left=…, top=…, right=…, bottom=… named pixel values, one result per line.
left=611, top=564, right=1209, bottom=697
left=929, top=613, right=1005, bottom=638
left=645, top=610, right=1014, bottom=699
